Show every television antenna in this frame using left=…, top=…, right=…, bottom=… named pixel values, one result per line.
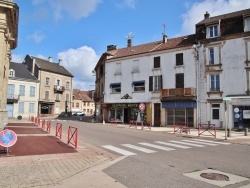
left=126, top=32, right=135, bottom=39
left=162, top=22, right=167, bottom=36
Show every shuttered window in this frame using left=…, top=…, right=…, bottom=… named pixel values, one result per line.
left=176, top=73, right=184, bottom=88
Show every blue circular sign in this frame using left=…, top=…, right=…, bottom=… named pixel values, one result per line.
left=0, top=129, right=17, bottom=147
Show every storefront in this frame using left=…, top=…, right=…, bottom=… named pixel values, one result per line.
left=103, top=103, right=148, bottom=124
left=233, top=105, right=250, bottom=129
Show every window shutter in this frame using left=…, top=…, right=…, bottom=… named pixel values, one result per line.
left=154, top=56, right=160, bottom=68
left=176, top=73, right=184, bottom=88
left=176, top=53, right=183, bottom=66
left=160, top=75, right=162, bottom=89
left=149, top=76, right=153, bottom=91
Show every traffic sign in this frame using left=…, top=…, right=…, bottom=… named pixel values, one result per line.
left=0, top=129, right=17, bottom=147
left=223, top=97, right=231, bottom=101
left=139, top=103, right=145, bottom=111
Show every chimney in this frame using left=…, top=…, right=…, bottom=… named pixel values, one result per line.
left=58, top=59, right=62, bottom=65
left=163, top=34, right=168, bottom=43
left=204, top=11, right=210, bottom=19
left=48, top=56, right=53, bottom=62
left=127, top=39, right=132, bottom=47
left=107, top=45, right=117, bottom=51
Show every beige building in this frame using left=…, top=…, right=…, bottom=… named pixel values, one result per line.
left=0, top=0, right=19, bottom=130
left=72, top=89, right=95, bottom=116
left=23, top=55, right=74, bottom=118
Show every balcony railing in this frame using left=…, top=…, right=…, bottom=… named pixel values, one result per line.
left=7, top=94, right=19, bottom=101
left=161, top=88, right=196, bottom=97
left=54, top=85, right=65, bottom=93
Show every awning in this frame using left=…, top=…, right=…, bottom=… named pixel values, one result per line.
left=162, top=101, right=197, bottom=108
left=132, top=80, right=145, bottom=86
left=110, top=83, right=121, bottom=88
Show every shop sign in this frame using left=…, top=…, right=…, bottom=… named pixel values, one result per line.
left=243, top=110, right=250, bottom=119
left=111, top=103, right=138, bottom=108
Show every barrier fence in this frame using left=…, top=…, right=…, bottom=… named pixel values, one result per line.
left=55, top=123, right=62, bottom=139
left=198, top=124, right=216, bottom=138
left=68, top=126, right=78, bottom=149
left=174, top=122, right=190, bottom=135
left=129, top=120, right=137, bottom=129
left=46, top=120, right=51, bottom=133
left=141, top=121, right=152, bottom=130
left=41, top=120, right=46, bottom=129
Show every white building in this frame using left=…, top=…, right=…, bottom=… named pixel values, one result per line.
left=7, top=62, right=39, bottom=118
left=103, top=35, right=197, bottom=126
left=196, top=9, right=250, bottom=129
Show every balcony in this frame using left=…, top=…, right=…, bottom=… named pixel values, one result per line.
left=54, top=85, right=65, bottom=93
left=161, top=88, right=196, bottom=99
left=7, top=94, right=19, bottom=102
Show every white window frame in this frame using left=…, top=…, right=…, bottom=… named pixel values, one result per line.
left=45, top=77, right=50, bottom=86
left=209, top=48, right=214, bottom=65
left=29, top=103, right=35, bottom=113
left=208, top=25, right=219, bottom=38
left=30, top=86, right=35, bottom=97
left=66, top=81, right=70, bottom=89
left=19, top=85, right=25, bottom=96
left=18, top=102, right=24, bottom=113
left=244, top=17, right=250, bottom=32
left=9, top=69, right=15, bottom=77
left=154, top=76, right=162, bottom=91
left=210, top=74, right=220, bottom=92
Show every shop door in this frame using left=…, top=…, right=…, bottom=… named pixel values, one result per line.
left=154, top=103, right=161, bottom=126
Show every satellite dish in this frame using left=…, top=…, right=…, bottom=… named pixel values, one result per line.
left=126, top=32, right=135, bottom=39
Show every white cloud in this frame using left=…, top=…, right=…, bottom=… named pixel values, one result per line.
left=11, top=54, right=23, bottom=63
left=180, top=0, right=250, bottom=35
left=27, top=31, right=45, bottom=43
left=57, top=46, right=99, bottom=90
left=117, top=0, right=136, bottom=9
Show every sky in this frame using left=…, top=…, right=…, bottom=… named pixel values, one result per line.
left=12, top=0, right=250, bottom=90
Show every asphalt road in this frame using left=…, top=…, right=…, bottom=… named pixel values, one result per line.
left=54, top=116, right=250, bottom=188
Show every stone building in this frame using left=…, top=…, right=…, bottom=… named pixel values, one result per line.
left=0, top=0, right=18, bottom=130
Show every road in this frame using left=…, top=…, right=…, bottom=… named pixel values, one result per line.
left=53, top=116, right=250, bottom=188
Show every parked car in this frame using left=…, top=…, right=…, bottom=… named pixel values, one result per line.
left=72, top=109, right=86, bottom=116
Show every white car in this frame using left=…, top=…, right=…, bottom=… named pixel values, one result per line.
left=72, top=109, right=86, bottom=116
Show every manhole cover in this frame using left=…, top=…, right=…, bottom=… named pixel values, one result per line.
left=200, top=173, right=229, bottom=181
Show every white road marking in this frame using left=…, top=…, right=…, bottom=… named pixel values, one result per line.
left=170, top=140, right=205, bottom=147
left=138, top=143, right=175, bottom=151
left=102, top=145, right=136, bottom=156
left=182, top=140, right=217, bottom=146
left=155, top=141, right=191, bottom=149
left=122, top=144, right=157, bottom=153
left=192, top=139, right=231, bottom=145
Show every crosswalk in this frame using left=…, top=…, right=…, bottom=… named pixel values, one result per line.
left=102, top=139, right=230, bottom=156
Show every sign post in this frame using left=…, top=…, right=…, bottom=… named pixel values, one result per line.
left=223, top=97, right=231, bottom=140
left=0, top=129, right=17, bottom=156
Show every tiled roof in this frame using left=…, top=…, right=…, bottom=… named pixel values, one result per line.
left=9, top=62, right=38, bottom=81
left=197, top=8, right=250, bottom=25
left=73, top=89, right=93, bottom=102
left=31, top=56, right=74, bottom=77
left=73, top=89, right=82, bottom=100
left=107, top=34, right=196, bottom=60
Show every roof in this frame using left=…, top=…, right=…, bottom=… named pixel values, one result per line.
left=73, top=89, right=93, bottom=102
left=197, top=8, right=250, bottom=25
left=9, top=62, right=38, bottom=81
left=106, top=34, right=196, bottom=60
left=30, top=56, right=74, bottom=77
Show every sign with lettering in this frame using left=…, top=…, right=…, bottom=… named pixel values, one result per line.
left=0, top=129, right=17, bottom=147
left=110, top=103, right=139, bottom=108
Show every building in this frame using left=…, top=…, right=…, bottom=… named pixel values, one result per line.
left=23, top=55, right=74, bottom=118
left=7, top=62, right=39, bottom=118
left=96, top=35, right=197, bottom=126
left=195, top=9, right=250, bottom=129
left=72, top=89, right=95, bottom=116
left=0, top=0, right=19, bottom=129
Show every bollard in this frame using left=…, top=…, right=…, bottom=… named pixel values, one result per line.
left=245, top=128, right=248, bottom=136
left=227, top=129, right=231, bottom=137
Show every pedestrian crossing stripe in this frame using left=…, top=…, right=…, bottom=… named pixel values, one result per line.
left=102, top=139, right=231, bottom=156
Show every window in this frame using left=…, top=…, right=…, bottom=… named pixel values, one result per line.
left=83, top=102, right=86, bottom=106
left=149, top=75, right=162, bottom=91
left=18, top=102, right=24, bottom=113
left=29, top=103, right=35, bottom=113
left=56, top=79, right=60, bottom=86
left=45, top=77, right=50, bottom=86
left=72, top=102, right=74, bottom=107
left=87, top=102, right=90, bottom=106
left=209, top=48, right=214, bottom=65
left=212, top=104, right=220, bottom=120
left=176, top=53, right=183, bottom=66
left=66, top=81, right=70, bottom=89
left=19, top=85, right=25, bottom=96
left=176, top=73, right=184, bottom=88
left=244, top=17, right=250, bottom=32
left=30, top=86, right=35, bottom=97
left=154, top=56, right=160, bottom=68
left=110, top=83, right=121, bottom=93
left=132, top=80, right=145, bottom=92
left=210, top=75, right=220, bottom=92
left=9, top=69, right=15, bottom=77
left=76, top=102, right=79, bottom=107
left=209, top=25, right=218, bottom=38
left=115, top=63, right=121, bottom=74
left=45, top=91, right=49, bottom=100
left=132, top=60, right=139, bottom=73
left=56, top=94, right=60, bottom=101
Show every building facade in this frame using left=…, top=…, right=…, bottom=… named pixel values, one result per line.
left=23, top=55, right=74, bottom=118
left=196, top=9, right=250, bottom=129
left=7, top=62, right=39, bottom=118
left=0, top=0, right=18, bottom=130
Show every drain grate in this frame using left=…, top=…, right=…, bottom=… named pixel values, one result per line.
left=200, top=173, right=229, bottom=181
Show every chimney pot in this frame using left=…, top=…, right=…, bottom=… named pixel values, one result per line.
left=48, top=56, right=53, bottom=62
left=204, top=11, right=210, bottom=19
left=58, top=59, right=62, bottom=65
left=107, top=45, right=117, bottom=51
left=163, top=34, right=167, bottom=43
left=127, top=39, right=132, bottom=47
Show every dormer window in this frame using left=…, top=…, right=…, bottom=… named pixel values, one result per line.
left=9, top=69, right=15, bottom=77
left=244, top=17, right=250, bottom=32
left=208, top=25, right=218, bottom=38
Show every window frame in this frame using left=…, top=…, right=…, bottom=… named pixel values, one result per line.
left=209, top=25, right=218, bottom=38
left=29, top=103, right=35, bottom=113
left=110, top=83, right=121, bottom=93
left=210, top=74, right=220, bottom=92
left=19, top=85, right=25, bottom=96
left=132, top=81, right=145, bottom=92
left=154, top=56, right=161, bottom=68
left=30, top=86, right=35, bottom=97
left=175, top=73, right=184, bottom=88
left=209, top=48, right=215, bottom=65
left=176, top=53, right=183, bottom=66
left=18, top=102, right=24, bottom=113
left=9, top=69, right=15, bottom=77
left=45, top=77, right=50, bottom=86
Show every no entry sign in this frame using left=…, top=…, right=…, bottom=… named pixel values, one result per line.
left=139, top=103, right=145, bottom=111
left=0, top=129, right=17, bottom=147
